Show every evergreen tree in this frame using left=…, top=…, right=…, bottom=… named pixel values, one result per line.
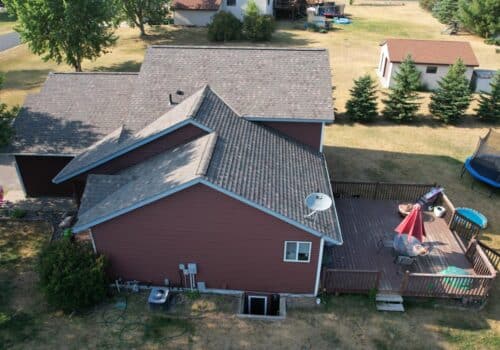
left=419, top=0, right=438, bottom=11
left=382, top=55, right=421, bottom=123
left=11, top=0, right=117, bottom=71
left=429, top=59, right=472, bottom=123
left=0, top=76, right=18, bottom=148
left=432, top=0, right=459, bottom=24
left=475, top=70, right=500, bottom=122
left=458, top=0, right=500, bottom=39
left=345, top=75, right=378, bottom=122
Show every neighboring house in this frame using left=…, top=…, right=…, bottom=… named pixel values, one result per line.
left=4, top=46, right=339, bottom=297
left=172, top=0, right=273, bottom=26
left=377, top=39, right=479, bottom=90
left=7, top=46, right=333, bottom=198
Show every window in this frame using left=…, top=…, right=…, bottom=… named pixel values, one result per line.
left=382, top=57, right=388, bottom=77
left=284, top=241, right=311, bottom=262
left=227, top=0, right=236, bottom=6
left=426, top=66, right=438, bottom=74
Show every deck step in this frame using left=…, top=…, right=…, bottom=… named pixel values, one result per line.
left=376, top=302, right=405, bottom=312
left=376, top=293, right=403, bottom=303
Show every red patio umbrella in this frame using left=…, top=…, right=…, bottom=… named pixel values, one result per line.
left=395, top=203, right=426, bottom=242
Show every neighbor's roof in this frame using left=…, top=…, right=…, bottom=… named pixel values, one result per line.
left=8, top=46, right=334, bottom=155
left=7, top=72, right=138, bottom=155
left=172, top=0, right=221, bottom=10
left=383, top=39, right=479, bottom=66
left=75, top=86, right=342, bottom=244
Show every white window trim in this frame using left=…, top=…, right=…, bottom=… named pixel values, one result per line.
left=248, top=295, right=267, bottom=315
left=283, top=241, right=312, bottom=263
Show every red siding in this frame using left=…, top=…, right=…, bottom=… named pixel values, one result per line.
left=15, top=155, right=74, bottom=197
left=77, top=124, right=206, bottom=179
left=260, top=122, right=323, bottom=151
left=92, top=184, right=320, bottom=294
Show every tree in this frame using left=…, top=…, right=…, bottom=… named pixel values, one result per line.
left=37, top=239, right=108, bottom=313
left=458, top=0, right=500, bottom=39
left=419, top=0, right=438, bottom=11
left=207, top=11, right=242, bottom=41
left=475, top=70, right=500, bottom=122
left=242, top=0, right=275, bottom=41
left=345, top=75, right=378, bottom=122
left=11, top=0, right=117, bottom=72
left=382, top=55, right=421, bottom=123
left=432, top=0, right=459, bottom=24
left=117, top=0, right=169, bottom=37
left=429, top=59, right=472, bottom=123
left=0, top=76, right=18, bottom=148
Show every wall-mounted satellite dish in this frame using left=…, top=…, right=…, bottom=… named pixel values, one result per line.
left=304, top=192, right=332, bottom=218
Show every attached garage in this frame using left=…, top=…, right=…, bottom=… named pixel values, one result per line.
left=15, top=155, right=75, bottom=197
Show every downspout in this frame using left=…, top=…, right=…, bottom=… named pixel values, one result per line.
left=314, top=237, right=325, bottom=296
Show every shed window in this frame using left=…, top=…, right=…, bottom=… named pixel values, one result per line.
left=426, top=66, right=438, bottom=74
left=284, top=241, right=311, bottom=262
left=227, top=0, right=236, bottom=6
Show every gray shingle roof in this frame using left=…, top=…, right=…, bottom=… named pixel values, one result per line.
left=125, top=46, right=334, bottom=130
left=8, top=72, right=138, bottom=155
left=8, top=46, right=334, bottom=155
left=76, top=133, right=217, bottom=228
left=53, top=88, right=207, bottom=183
left=75, top=86, right=341, bottom=243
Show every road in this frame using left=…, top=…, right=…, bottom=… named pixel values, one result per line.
left=0, top=31, right=20, bottom=52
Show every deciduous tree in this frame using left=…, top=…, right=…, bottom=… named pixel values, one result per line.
left=117, top=0, right=169, bottom=36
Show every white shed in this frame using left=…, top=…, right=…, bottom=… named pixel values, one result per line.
left=377, top=39, right=479, bottom=91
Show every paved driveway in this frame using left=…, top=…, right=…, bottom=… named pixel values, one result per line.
left=0, top=154, right=24, bottom=201
left=0, top=31, right=20, bottom=52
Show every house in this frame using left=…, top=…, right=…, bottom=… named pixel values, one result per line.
left=6, top=46, right=340, bottom=297
left=172, top=0, right=273, bottom=26
left=8, top=46, right=333, bottom=198
left=377, top=39, right=479, bottom=90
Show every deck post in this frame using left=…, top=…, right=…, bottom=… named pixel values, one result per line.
left=375, top=271, right=381, bottom=290
left=400, top=270, right=410, bottom=294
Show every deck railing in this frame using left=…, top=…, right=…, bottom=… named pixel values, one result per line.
left=477, top=241, right=500, bottom=271
left=322, top=268, right=380, bottom=294
left=401, top=240, right=496, bottom=299
left=331, top=181, right=434, bottom=202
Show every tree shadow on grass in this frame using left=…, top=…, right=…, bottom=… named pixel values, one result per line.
left=93, top=60, right=142, bottom=73
left=0, top=69, right=52, bottom=91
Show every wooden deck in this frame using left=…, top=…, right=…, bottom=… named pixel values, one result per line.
left=325, top=198, right=475, bottom=293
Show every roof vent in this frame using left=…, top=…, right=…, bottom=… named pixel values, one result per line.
left=168, top=93, right=176, bottom=106
left=176, top=90, right=184, bottom=96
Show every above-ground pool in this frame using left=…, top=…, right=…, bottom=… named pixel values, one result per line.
left=456, top=207, right=488, bottom=228
left=334, top=18, right=351, bottom=24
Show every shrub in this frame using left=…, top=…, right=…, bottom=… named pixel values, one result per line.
left=475, top=70, right=500, bottom=122
left=345, top=75, right=378, bottom=123
left=37, top=239, right=108, bottom=313
left=419, top=0, right=437, bottom=11
left=429, top=59, right=472, bottom=124
left=9, top=208, right=26, bottom=219
left=207, top=11, right=242, bottom=42
left=242, top=1, right=275, bottom=41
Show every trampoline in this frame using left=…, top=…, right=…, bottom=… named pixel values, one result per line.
left=461, top=129, right=500, bottom=196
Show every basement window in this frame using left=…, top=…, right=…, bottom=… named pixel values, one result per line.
left=227, top=0, right=236, bottom=6
left=426, top=66, right=438, bottom=74
left=284, top=241, right=311, bottom=262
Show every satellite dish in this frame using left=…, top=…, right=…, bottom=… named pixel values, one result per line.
left=304, top=192, right=332, bottom=218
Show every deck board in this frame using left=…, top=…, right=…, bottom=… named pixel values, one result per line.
left=326, top=198, right=474, bottom=293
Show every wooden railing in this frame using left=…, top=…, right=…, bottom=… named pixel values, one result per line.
left=477, top=241, right=500, bottom=271
left=331, top=181, right=434, bottom=202
left=322, top=268, right=380, bottom=294
left=401, top=240, right=496, bottom=299
left=400, top=272, right=495, bottom=299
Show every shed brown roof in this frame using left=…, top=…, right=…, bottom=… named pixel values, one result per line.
left=383, top=39, right=479, bottom=66
left=172, top=0, right=221, bottom=10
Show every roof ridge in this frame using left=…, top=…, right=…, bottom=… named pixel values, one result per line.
left=50, top=72, right=139, bottom=76
left=148, top=45, right=327, bottom=52
left=386, top=38, right=472, bottom=44
left=187, top=85, right=211, bottom=119
left=195, top=133, right=217, bottom=176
